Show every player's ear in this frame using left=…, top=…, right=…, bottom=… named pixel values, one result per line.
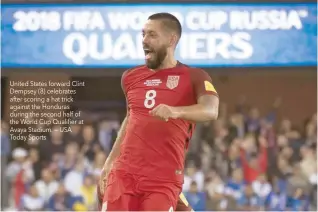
left=169, top=34, right=178, bottom=47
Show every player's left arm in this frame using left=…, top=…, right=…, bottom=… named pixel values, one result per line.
left=174, top=68, right=219, bottom=122
left=175, top=95, right=218, bottom=122
left=150, top=68, right=219, bottom=122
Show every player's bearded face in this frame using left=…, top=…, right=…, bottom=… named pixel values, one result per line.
left=143, top=43, right=168, bottom=69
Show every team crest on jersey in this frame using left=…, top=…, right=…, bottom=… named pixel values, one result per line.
left=166, top=76, right=180, bottom=89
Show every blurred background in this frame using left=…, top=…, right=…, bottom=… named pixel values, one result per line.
left=1, top=0, right=317, bottom=211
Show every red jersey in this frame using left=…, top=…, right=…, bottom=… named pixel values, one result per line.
left=113, top=63, right=218, bottom=184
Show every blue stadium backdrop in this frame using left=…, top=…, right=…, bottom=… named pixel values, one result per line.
left=1, top=3, right=317, bottom=67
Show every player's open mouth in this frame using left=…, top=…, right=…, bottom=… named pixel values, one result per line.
left=144, top=49, right=154, bottom=60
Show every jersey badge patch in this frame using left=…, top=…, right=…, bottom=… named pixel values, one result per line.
left=166, top=76, right=180, bottom=89
left=204, top=81, right=216, bottom=92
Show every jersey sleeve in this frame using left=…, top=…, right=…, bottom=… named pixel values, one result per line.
left=121, top=70, right=129, bottom=112
left=189, top=68, right=218, bottom=99
left=121, top=65, right=143, bottom=95
left=121, top=71, right=128, bottom=95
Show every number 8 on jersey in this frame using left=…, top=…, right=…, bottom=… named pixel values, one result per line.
left=144, top=90, right=157, bottom=109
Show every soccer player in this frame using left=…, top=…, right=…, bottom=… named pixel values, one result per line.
left=99, top=12, right=219, bottom=211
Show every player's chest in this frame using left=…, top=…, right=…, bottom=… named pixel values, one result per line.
left=126, top=72, right=193, bottom=110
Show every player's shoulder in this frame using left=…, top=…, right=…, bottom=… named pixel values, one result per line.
left=186, top=65, right=208, bottom=74
left=178, top=63, right=207, bottom=73
left=122, top=65, right=147, bottom=79
left=179, top=63, right=210, bottom=78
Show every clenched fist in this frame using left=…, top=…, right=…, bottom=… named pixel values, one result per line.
left=149, top=104, right=180, bottom=121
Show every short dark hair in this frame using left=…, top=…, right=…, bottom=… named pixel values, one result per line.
left=148, top=12, right=182, bottom=40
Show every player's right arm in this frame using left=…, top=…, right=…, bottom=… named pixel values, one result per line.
left=103, top=114, right=129, bottom=169
left=99, top=71, right=130, bottom=194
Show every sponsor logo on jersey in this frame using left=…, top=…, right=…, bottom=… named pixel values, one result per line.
left=144, top=79, right=162, bottom=86
left=166, top=76, right=180, bottom=89
left=204, top=81, right=217, bottom=92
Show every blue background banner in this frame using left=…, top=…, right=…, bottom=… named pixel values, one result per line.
left=1, top=3, right=317, bottom=67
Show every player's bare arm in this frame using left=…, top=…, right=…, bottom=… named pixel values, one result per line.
left=177, top=94, right=219, bottom=122
left=99, top=71, right=130, bottom=194
left=150, top=95, right=218, bottom=122
left=150, top=68, right=219, bottom=123
left=104, top=114, right=129, bottom=165
left=99, top=112, right=129, bottom=194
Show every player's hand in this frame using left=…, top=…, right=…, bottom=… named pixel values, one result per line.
left=149, top=104, right=179, bottom=121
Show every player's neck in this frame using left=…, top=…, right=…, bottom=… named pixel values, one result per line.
left=151, top=57, right=178, bottom=71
